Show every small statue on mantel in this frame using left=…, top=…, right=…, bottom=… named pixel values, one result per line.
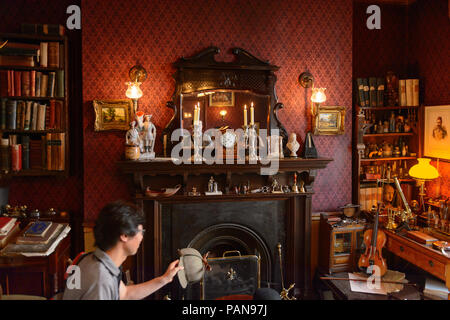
left=124, top=121, right=141, bottom=160
left=141, top=114, right=156, bottom=159
left=125, top=121, right=140, bottom=147
left=286, top=133, right=300, bottom=157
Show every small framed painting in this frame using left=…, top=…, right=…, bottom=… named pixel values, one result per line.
left=209, top=91, right=235, bottom=107
left=313, top=106, right=345, bottom=135
left=93, top=99, right=133, bottom=131
left=424, top=105, right=450, bottom=160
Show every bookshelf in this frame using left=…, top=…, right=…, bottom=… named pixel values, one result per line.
left=352, top=76, right=422, bottom=213
left=0, top=32, right=69, bottom=177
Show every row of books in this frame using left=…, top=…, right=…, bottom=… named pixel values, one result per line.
left=399, top=79, right=420, bottom=107
left=0, top=217, right=20, bottom=248
left=1, top=99, right=64, bottom=131
left=0, top=40, right=64, bottom=68
left=356, top=77, right=385, bottom=108
left=359, top=185, right=383, bottom=212
left=0, top=69, right=64, bottom=98
left=356, top=77, right=420, bottom=108
left=0, top=133, right=65, bottom=172
left=1, top=220, right=70, bottom=256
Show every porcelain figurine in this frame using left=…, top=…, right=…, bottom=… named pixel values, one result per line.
left=140, top=114, right=156, bottom=159
left=125, top=121, right=140, bottom=146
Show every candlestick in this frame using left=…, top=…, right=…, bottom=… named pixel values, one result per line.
left=197, top=103, right=201, bottom=123
left=244, top=105, right=248, bottom=126
left=250, top=102, right=254, bottom=125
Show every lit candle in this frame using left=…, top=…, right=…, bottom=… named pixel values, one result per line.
left=197, top=103, right=201, bottom=123
left=193, top=104, right=198, bottom=125
left=250, top=102, right=254, bottom=125
left=244, top=105, right=248, bottom=126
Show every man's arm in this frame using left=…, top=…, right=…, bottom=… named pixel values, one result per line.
left=119, top=259, right=183, bottom=300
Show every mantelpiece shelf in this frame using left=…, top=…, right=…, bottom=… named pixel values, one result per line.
left=136, top=191, right=314, bottom=202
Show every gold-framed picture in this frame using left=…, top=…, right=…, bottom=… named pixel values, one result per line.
left=93, top=99, right=133, bottom=131
left=424, top=105, right=450, bottom=160
left=313, top=106, right=345, bottom=135
left=209, top=91, right=235, bottom=107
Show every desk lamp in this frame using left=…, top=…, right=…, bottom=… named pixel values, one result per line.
left=408, top=158, right=439, bottom=211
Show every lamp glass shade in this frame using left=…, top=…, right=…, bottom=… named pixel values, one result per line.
left=408, top=158, right=439, bottom=180
left=125, top=82, right=143, bottom=99
left=311, top=87, right=326, bottom=103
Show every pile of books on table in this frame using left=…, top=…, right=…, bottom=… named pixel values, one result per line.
left=0, top=220, right=70, bottom=256
left=0, top=217, right=21, bottom=248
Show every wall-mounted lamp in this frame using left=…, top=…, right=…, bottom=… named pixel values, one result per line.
left=310, top=87, right=327, bottom=115
left=125, top=65, right=147, bottom=113
left=220, top=110, right=227, bottom=121
left=408, top=158, right=439, bottom=211
left=298, top=72, right=327, bottom=115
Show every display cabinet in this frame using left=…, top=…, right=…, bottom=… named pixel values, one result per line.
left=352, top=85, right=421, bottom=213
left=318, top=213, right=365, bottom=274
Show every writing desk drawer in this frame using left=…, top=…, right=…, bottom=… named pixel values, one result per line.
left=387, top=238, right=445, bottom=280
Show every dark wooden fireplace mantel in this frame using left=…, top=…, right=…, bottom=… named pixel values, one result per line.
left=118, top=157, right=332, bottom=300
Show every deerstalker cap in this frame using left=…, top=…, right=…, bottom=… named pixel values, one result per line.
left=177, top=248, right=205, bottom=289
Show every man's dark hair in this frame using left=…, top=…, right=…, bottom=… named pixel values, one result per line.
left=94, top=200, right=145, bottom=251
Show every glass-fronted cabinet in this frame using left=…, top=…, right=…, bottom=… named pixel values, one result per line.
left=319, top=213, right=366, bottom=274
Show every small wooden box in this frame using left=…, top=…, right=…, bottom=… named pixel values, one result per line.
left=406, top=231, right=437, bottom=246
left=318, top=213, right=365, bottom=274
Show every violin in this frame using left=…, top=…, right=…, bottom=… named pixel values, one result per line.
left=358, top=202, right=387, bottom=277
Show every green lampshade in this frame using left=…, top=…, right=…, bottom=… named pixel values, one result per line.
left=408, top=158, right=439, bottom=180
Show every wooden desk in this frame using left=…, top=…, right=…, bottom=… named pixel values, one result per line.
left=0, top=235, right=71, bottom=298
left=385, top=230, right=450, bottom=300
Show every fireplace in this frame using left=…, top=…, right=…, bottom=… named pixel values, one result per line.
left=159, top=200, right=286, bottom=299
left=118, top=158, right=332, bottom=299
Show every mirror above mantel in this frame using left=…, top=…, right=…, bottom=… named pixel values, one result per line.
left=180, top=90, right=270, bottom=132
left=161, top=46, right=288, bottom=157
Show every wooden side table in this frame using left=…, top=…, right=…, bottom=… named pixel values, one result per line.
left=0, top=235, right=71, bottom=298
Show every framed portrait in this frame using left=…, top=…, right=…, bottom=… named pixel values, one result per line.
left=424, top=105, right=450, bottom=160
left=313, top=106, right=345, bottom=135
left=209, top=91, right=235, bottom=107
left=93, top=99, right=133, bottom=131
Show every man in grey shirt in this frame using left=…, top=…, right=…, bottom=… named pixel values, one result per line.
left=63, top=200, right=182, bottom=300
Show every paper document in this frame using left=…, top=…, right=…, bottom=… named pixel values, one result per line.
left=348, top=273, right=387, bottom=295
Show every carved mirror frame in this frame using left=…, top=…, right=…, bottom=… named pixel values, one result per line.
left=161, top=46, right=288, bottom=157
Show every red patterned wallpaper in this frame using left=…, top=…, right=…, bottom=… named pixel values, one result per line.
left=353, top=2, right=409, bottom=78
left=82, top=0, right=353, bottom=221
left=2, top=0, right=446, bottom=224
left=0, top=0, right=83, bottom=216
left=410, top=0, right=450, bottom=199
